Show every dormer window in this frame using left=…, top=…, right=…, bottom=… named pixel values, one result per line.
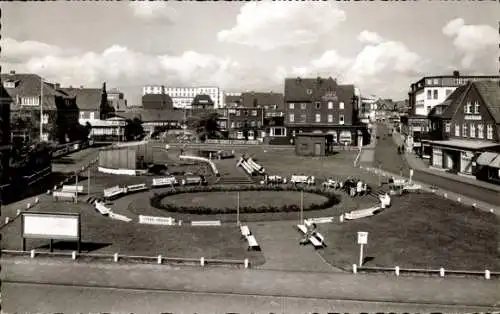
left=306, top=89, right=312, bottom=95
left=3, top=80, right=18, bottom=88
left=474, top=101, right=480, bottom=114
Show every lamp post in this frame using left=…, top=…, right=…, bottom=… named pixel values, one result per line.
left=299, top=189, right=304, bottom=224
left=236, top=191, right=240, bottom=226
left=378, top=162, right=382, bottom=186
left=40, top=75, right=44, bottom=142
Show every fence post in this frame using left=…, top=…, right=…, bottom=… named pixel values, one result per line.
left=395, top=266, right=400, bottom=277
left=16, top=209, right=21, bottom=216
left=157, top=255, right=162, bottom=264
left=443, top=193, right=447, bottom=198
left=200, top=257, right=205, bottom=266
left=4, top=217, right=9, bottom=224
left=72, top=251, right=76, bottom=260
left=26, top=203, right=31, bottom=209
left=457, top=197, right=461, bottom=202
left=352, top=264, right=357, bottom=274
left=439, top=267, right=445, bottom=277
left=339, top=215, right=344, bottom=223
left=35, top=197, right=39, bottom=204
left=30, top=249, right=35, bottom=258
left=244, top=258, right=249, bottom=269
left=485, top=270, right=491, bottom=280
left=113, top=253, right=119, bottom=262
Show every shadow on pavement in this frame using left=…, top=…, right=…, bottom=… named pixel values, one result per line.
left=36, top=241, right=112, bottom=253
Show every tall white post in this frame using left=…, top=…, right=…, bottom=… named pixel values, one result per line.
left=236, top=191, right=240, bottom=225
left=359, top=243, right=364, bottom=267
left=300, top=190, right=304, bottom=224
left=40, top=76, right=44, bottom=141
left=87, top=167, right=91, bottom=195
left=75, top=171, right=78, bottom=204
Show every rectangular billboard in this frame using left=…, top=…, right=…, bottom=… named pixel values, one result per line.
left=22, top=213, right=80, bottom=240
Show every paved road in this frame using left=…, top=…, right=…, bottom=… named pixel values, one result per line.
left=374, top=124, right=500, bottom=206
left=3, top=282, right=497, bottom=314
left=2, top=258, right=499, bottom=308
left=52, top=146, right=101, bottom=174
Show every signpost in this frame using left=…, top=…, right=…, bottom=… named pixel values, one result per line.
left=299, top=190, right=304, bottom=224
left=236, top=191, right=240, bottom=226
left=409, top=169, right=414, bottom=185
left=357, top=231, right=368, bottom=267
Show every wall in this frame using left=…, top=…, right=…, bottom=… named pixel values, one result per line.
left=98, top=147, right=137, bottom=170
left=295, top=136, right=325, bottom=156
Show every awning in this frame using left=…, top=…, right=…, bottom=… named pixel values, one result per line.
left=476, top=152, right=499, bottom=166
left=421, top=139, right=500, bottom=151
left=489, top=154, right=500, bottom=169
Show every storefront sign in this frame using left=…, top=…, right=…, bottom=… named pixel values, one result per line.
left=464, top=115, right=482, bottom=121
left=321, top=91, right=338, bottom=101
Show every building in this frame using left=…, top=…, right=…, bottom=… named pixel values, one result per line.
left=107, top=88, right=127, bottom=112
left=359, top=95, right=377, bottom=124
left=124, top=109, right=184, bottom=134
left=225, top=92, right=242, bottom=107
left=1, top=71, right=79, bottom=143
left=408, top=71, right=500, bottom=116
left=284, top=76, right=365, bottom=146
left=0, top=83, right=12, bottom=187
left=422, top=80, right=500, bottom=179
left=226, top=107, right=265, bottom=140
left=191, top=94, right=215, bottom=109
left=143, top=85, right=224, bottom=109
left=141, top=93, right=174, bottom=111
left=295, top=133, right=329, bottom=156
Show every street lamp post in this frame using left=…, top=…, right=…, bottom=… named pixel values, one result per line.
left=40, top=76, right=44, bottom=142
left=378, top=162, right=382, bottom=186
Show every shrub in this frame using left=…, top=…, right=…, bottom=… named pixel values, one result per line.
left=150, top=184, right=341, bottom=215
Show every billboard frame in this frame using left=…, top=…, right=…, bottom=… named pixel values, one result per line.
left=21, top=212, right=81, bottom=253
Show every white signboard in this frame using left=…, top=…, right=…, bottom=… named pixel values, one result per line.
left=22, top=213, right=80, bottom=240
left=357, top=231, right=368, bottom=245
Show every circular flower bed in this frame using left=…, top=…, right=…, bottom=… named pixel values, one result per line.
left=150, top=184, right=341, bottom=215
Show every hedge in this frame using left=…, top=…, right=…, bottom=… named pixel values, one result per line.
left=150, top=184, right=341, bottom=215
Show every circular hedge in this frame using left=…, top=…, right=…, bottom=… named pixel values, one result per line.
left=150, top=184, right=341, bottom=215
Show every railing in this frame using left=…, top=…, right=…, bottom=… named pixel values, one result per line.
left=1, top=250, right=250, bottom=268
left=352, top=264, right=499, bottom=279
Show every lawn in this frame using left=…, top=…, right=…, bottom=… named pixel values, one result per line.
left=0, top=200, right=265, bottom=266
left=161, top=191, right=328, bottom=209
left=317, top=192, right=500, bottom=271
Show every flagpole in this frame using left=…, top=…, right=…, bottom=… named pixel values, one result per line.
left=236, top=191, right=240, bottom=225
left=40, top=76, right=44, bottom=141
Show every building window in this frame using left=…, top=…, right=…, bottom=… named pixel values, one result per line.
left=289, top=103, right=294, bottom=109
left=455, top=124, right=460, bottom=136
left=433, top=78, right=439, bottom=85
left=339, top=114, right=344, bottom=125
left=289, top=114, right=294, bottom=123
left=462, top=123, right=468, bottom=137
left=300, top=103, right=307, bottom=110
left=251, top=110, right=257, bottom=116
left=231, top=122, right=235, bottom=128
left=236, top=110, right=241, bottom=116
left=445, top=122, right=450, bottom=133
left=446, top=89, right=453, bottom=97
left=339, top=102, right=344, bottom=110
left=487, top=125, right=493, bottom=139
left=244, top=110, right=248, bottom=116
left=42, top=113, right=49, bottom=124
left=426, top=79, right=432, bottom=85
left=250, top=121, right=256, bottom=127
left=465, top=102, right=472, bottom=114
left=470, top=124, right=475, bottom=138
left=328, top=101, right=333, bottom=109
left=328, top=114, right=333, bottom=123
left=474, top=101, right=480, bottom=114
left=237, top=131, right=244, bottom=139
left=427, top=90, right=432, bottom=100
left=433, top=89, right=438, bottom=99
left=300, top=114, right=306, bottom=123
left=315, top=102, right=321, bottom=109
left=90, top=112, right=95, bottom=120
left=315, top=114, right=321, bottom=123
left=79, top=112, right=85, bottom=120
left=477, top=124, right=484, bottom=138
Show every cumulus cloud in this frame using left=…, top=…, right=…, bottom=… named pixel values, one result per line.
left=442, top=18, right=499, bottom=68
left=217, top=2, right=346, bottom=50
left=129, top=2, right=178, bottom=24
left=2, top=37, right=245, bottom=93
left=274, top=32, right=427, bottom=97
left=357, top=30, right=384, bottom=45
left=1, top=37, right=69, bottom=64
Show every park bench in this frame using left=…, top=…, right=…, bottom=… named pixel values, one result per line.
left=62, top=185, right=84, bottom=194
left=53, top=191, right=76, bottom=202
left=180, top=176, right=206, bottom=186
left=95, top=202, right=111, bottom=215
left=109, top=211, right=132, bottom=222
left=240, top=225, right=251, bottom=238
left=138, top=215, right=175, bottom=226
left=297, top=224, right=326, bottom=249
left=290, top=175, right=315, bottom=185
left=305, top=217, right=334, bottom=224
left=246, top=234, right=260, bottom=251
left=103, top=185, right=125, bottom=200
left=191, top=220, right=221, bottom=226
left=152, top=176, right=178, bottom=188
left=126, top=183, right=148, bottom=193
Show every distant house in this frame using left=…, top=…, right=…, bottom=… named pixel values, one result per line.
left=141, top=93, right=174, bottom=111
left=191, top=94, right=215, bottom=110
left=423, top=80, right=500, bottom=181
left=107, top=88, right=127, bottom=112
left=59, top=86, right=102, bottom=124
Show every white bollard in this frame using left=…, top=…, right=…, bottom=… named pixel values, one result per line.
left=352, top=264, right=357, bottom=274
left=54, top=185, right=57, bottom=191
left=472, top=203, right=477, bottom=208
left=113, top=253, right=119, bottom=262
left=490, top=209, right=494, bottom=213
left=157, top=255, right=162, bottom=264
left=443, top=193, right=447, bottom=198
left=35, top=198, right=39, bottom=204
left=439, top=267, right=445, bottom=277
left=30, top=249, right=35, bottom=258
left=72, top=251, right=76, bottom=260
left=4, top=217, right=9, bottom=224
left=339, top=215, right=344, bottom=223
left=244, top=258, right=249, bottom=269
left=200, top=257, right=205, bottom=266
left=457, top=197, right=461, bottom=202
left=485, top=270, right=491, bottom=280
left=26, top=203, right=31, bottom=209
left=46, top=190, right=51, bottom=195
left=395, top=266, right=400, bottom=277
left=16, top=209, right=21, bottom=216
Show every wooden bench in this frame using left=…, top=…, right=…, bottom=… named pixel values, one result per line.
left=152, top=177, right=178, bottom=188
left=296, top=224, right=326, bottom=249
left=95, top=202, right=111, bottom=215
left=191, top=220, right=221, bottom=226
left=126, top=183, right=148, bottom=193
left=240, top=225, right=251, bottom=238
left=61, top=185, right=84, bottom=194
left=103, top=186, right=125, bottom=199
left=246, top=235, right=260, bottom=251
left=53, top=191, right=76, bottom=202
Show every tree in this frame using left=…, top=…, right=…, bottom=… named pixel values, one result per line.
left=67, top=123, right=91, bottom=142
left=186, top=112, right=223, bottom=142
left=100, top=82, right=115, bottom=120
left=124, top=117, right=144, bottom=141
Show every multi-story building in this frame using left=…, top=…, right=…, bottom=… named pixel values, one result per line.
left=107, top=88, right=127, bottom=112
left=423, top=80, right=500, bottom=181
left=1, top=71, right=79, bottom=143
left=225, top=92, right=242, bottom=107
left=0, top=83, right=12, bottom=187
left=284, top=76, right=364, bottom=146
left=143, top=85, right=224, bottom=109
left=226, top=107, right=265, bottom=140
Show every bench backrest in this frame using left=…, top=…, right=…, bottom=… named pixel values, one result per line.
left=291, top=175, right=315, bottom=183
left=104, top=186, right=124, bottom=198
left=53, top=191, right=76, bottom=199
left=127, top=183, right=148, bottom=192
left=240, top=225, right=251, bottom=236
left=309, top=235, right=322, bottom=247
left=191, top=220, right=221, bottom=226
left=109, top=211, right=132, bottom=222
left=139, top=215, right=175, bottom=225
left=152, top=177, right=177, bottom=186
left=95, top=202, right=111, bottom=215
left=62, top=185, right=84, bottom=193
left=247, top=235, right=258, bottom=246
left=183, top=176, right=202, bottom=184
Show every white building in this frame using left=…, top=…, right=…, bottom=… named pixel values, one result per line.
left=142, top=85, right=224, bottom=109
left=359, top=95, right=378, bottom=124
left=409, top=71, right=500, bottom=116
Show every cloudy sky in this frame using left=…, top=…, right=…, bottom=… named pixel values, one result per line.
left=1, top=2, right=498, bottom=105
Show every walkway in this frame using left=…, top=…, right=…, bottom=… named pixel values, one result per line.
left=248, top=221, right=340, bottom=272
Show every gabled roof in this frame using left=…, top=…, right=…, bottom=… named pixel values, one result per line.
left=241, top=92, right=284, bottom=109
left=59, top=87, right=102, bottom=111
left=284, top=77, right=354, bottom=103
left=474, top=80, right=500, bottom=124
left=225, top=94, right=241, bottom=104
left=433, top=84, right=469, bottom=119
left=141, top=93, right=173, bottom=110
left=139, top=109, right=184, bottom=122
left=192, top=94, right=214, bottom=106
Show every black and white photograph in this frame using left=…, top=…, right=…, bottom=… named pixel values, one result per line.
left=0, top=1, right=499, bottom=313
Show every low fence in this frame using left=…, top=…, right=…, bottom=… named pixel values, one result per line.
left=352, top=264, right=499, bottom=279
left=97, top=167, right=139, bottom=176
left=1, top=250, right=250, bottom=268
left=52, top=140, right=89, bottom=158
left=205, top=139, right=261, bottom=145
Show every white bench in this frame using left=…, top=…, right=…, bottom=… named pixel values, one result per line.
left=290, top=175, right=315, bottom=185
left=305, top=217, right=334, bottom=224
left=181, top=176, right=204, bottom=186
left=246, top=235, right=260, bottom=251
left=191, top=220, right=221, bottom=226
left=95, top=202, right=111, bottom=215
left=62, top=185, right=84, bottom=194
left=109, top=211, right=132, bottom=222
left=152, top=176, right=178, bottom=188
left=103, top=185, right=125, bottom=199
left=53, top=191, right=76, bottom=202
left=139, top=215, right=175, bottom=226
left=126, top=183, right=148, bottom=193
left=297, top=224, right=326, bottom=249
left=240, top=225, right=251, bottom=237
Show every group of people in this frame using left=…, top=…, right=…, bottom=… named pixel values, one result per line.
left=343, top=178, right=369, bottom=197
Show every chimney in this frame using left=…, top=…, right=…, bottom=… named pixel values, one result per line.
left=80, top=85, right=84, bottom=89
left=55, top=83, right=60, bottom=89
left=453, top=70, right=460, bottom=77
left=9, top=70, right=15, bottom=75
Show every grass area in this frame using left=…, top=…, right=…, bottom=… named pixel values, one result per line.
left=0, top=200, right=265, bottom=266
left=161, top=191, right=327, bottom=209
left=317, top=192, right=500, bottom=271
